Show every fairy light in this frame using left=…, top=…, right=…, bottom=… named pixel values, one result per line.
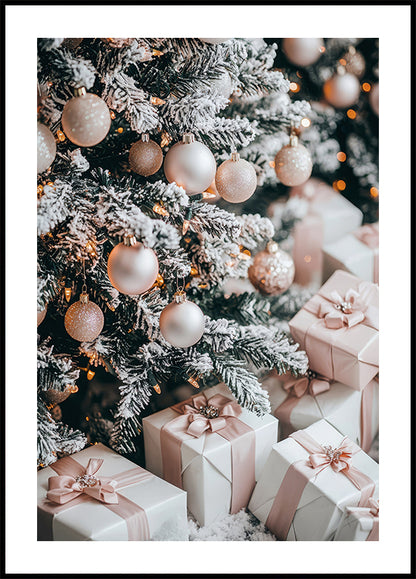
left=370, top=187, right=379, bottom=198
left=182, top=220, right=191, bottom=235
left=339, top=58, right=347, bottom=66
left=289, top=82, right=300, bottom=93
left=301, top=118, right=311, bottom=128
left=37, top=185, right=44, bottom=197
left=333, top=180, right=346, bottom=192
left=150, top=97, right=166, bottom=105
left=320, top=45, right=326, bottom=53
left=153, top=384, right=161, bottom=394
left=188, top=375, right=200, bottom=388
left=160, top=131, right=172, bottom=148
left=337, top=152, right=347, bottom=162
left=201, top=190, right=217, bottom=200
left=269, top=160, right=275, bottom=168
left=362, top=82, right=371, bottom=92
left=57, top=130, right=66, bottom=142
left=347, top=109, right=357, bottom=119
left=153, top=202, right=170, bottom=217
left=116, top=127, right=124, bottom=133
left=110, top=110, right=116, bottom=120
left=64, top=287, right=72, bottom=302
left=304, top=255, right=312, bottom=263
left=190, top=266, right=199, bottom=276
left=87, top=369, right=95, bottom=380
left=152, top=49, right=164, bottom=57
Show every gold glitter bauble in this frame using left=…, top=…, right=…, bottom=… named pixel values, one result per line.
left=37, top=123, right=56, bottom=173
left=323, top=71, right=360, bottom=109
left=107, top=241, right=159, bottom=295
left=44, top=386, right=74, bottom=405
left=61, top=92, right=111, bottom=147
left=129, top=136, right=163, bottom=176
left=64, top=295, right=104, bottom=342
left=248, top=241, right=295, bottom=295
left=215, top=153, right=257, bottom=203
left=274, top=141, right=313, bottom=187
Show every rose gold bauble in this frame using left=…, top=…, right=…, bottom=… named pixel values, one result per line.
left=164, top=133, right=217, bottom=195
left=64, top=294, right=104, bottom=342
left=129, top=134, right=163, bottom=176
left=44, top=385, right=77, bottom=405
left=323, top=70, right=361, bottom=109
left=283, top=38, right=323, bottom=67
left=107, top=239, right=159, bottom=295
left=37, top=305, right=47, bottom=327
left=369, top=82, right=379, bottom=116
left=343, top=47, right=366, bottom=78
left=61, top=89, right=111, bottom=147
left=159, top=292, right=205, bottom=348
left=199, top=38, right=230, bottom=44
left=274, top=138, right=313, bottom=187
left=248, top=241, right=295, bottom=295
left=215, top=153, right=257, bottom=203
left=37, top=123, right=56, bottom=173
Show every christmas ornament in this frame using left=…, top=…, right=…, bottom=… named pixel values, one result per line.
left=129, top=134, right=163, bottom=176
left=369, top=83, right=379, bottom=116
left=199, top=38, right=230, bottom=44
left=248, top=240, right=295, bottom=295
left=37, top=123, right=56, bottom=173
left=274, top=134, right=313, bottom=187
left=37, top=305, right=47, bottom=327
left=107, top=236, right=159, bottom=295
left=159, top=291, right=205, bottom=348
left=323, top=67, right=361, bottom=109
left=215, top=152, right=257, bottom=203
left=164, top=133, right=217, bottom=195
left=44, top=384, right=78, bottom=405
left=282, top=38, right=323, bottom=67
left=211, top=71, right=233, bottom=99
left=342, top=46, right=366, bottom=78
left=61, top=87, right=111, bottom=147
left=64, top=292, right=104, bottom=342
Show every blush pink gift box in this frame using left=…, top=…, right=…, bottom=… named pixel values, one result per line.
left=289, top=270, right=379, bottom=390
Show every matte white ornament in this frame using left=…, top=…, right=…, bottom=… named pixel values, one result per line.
left=323, top=69, right=361, bottom=109
left=164, top=133, right=217, bottom=195
left=37, top=123, right=56, bottom=173
left=199, top=38, right=230, bottom=44
left=283, top=38, right=323, bottom=67
left=107, top=237, right=159, bottom=296
left=274, top=135, right=313, bottom=187
left=369, top=83, right=379, bottom=116
left=64, top=293, right=104, bottom=342
left=159, top=291, right=205, bottom=348
left=215, top=152, right=257, bottom=203
left=61, top=87, right=111, bottom=147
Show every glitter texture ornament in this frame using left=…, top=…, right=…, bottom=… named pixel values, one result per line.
left=107, top=236, right=159, bottom=295
left=159, top=291, right=205, bottom=348
left=199, top=38, right=230, bottom=44
left=342, top=46, right=366, bottom=78
left=61, top=87, right=111, bottom=147
left=274, top=134, right=313, bottom=187
left=282, top=38, right=323, bottom=67
left=164, top=133, right=217, bottom=195
left=323, top=68, right=361, bottom=109
left=369, top=83, right=379, bottom=116
left=37, top=123, right=56, bottom=173
left=248, top=240, right=295, bottom=295
left=64, top=293, right=104, bottom=342
left=215, top=152, right=257, bottom=203
left=44, top=384, right=78, bottom=405
left=37, top=305, right=47, bottom=327
left=129, top=134, right=163, bottom=176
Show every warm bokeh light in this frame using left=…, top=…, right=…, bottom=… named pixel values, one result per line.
left=301, top=117, right=311, bottom=128
left=370, top=187, right=379, bottom=198
left=362, top=82, right=371, bottom=92
left=320, top=45, right=326, bottom=53
left=304, top=255, right=312, bottom=263
left=347, top=109, right=357, bottom=119
left=289, top=82, right=300, bottom=93
left=337, top=151, right=347, bottom=162
left=269, top=160, right=275, bottom=168
left=339, top=58, right=347, bottom=66
left=336, top=180, right=346, bottom=191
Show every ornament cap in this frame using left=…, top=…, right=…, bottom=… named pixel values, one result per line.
left=73, top=86, right=87, bottom=97
left=230, top=151, right=240, bottom=162
left=266, top=240, right=279, bottom=254
left=173, top=290, right=187, bottom=304
left=141, top=133, right=150, bottom=142
left=289, top=133, right=299, bottom=147
left=336, top=65, right=346, bottom=76
left=79, top=292, right=89, bottom=304
left=182, top=133, right=195, bottom=144
left=123, top=235, right=137, bottom=247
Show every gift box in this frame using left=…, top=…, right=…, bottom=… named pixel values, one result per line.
left=261, top=371, right=379, bottom=452
left=248, top=419, right=379, bottom=541
left=142, top=382, right=278, bottom=527
left=37, top=443, right=188, bottom=541
left=334, top=498, right=379, bottom=541
left=290, top=179, right=363, bottom=286
left=288, top=270, right=379, bottom=390
left=323, top=223, right=379, bottom=285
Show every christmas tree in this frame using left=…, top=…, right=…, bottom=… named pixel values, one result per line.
left=37, top=37, right=314, bottom=467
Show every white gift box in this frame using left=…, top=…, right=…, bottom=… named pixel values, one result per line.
left=143, top=383, right=278, bottom=527
left=261, top=371, right=379, bottom=450
left=37, top=443, right=188, bottom=541
left=248, top=419, right=379, bottom=541
left=334, top=504, right=379, bottom=541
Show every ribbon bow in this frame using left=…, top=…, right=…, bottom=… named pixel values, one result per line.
left=178, top=392, right=242, bottom=438
left=284, top=372, right=331, bottom=399
left=47, top=458, right=120, bottom=505
left=354, top=224, right=379, bottom=249
left=366, top=497, right=379, bottom=517
left=308, top=438, right=354, bottom=475
left=318, top=281, right=378, bottom=330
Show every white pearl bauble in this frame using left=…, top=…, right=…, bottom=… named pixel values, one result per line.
left=159, top=298, right=205, bottom=348
left=369, top=83, right=379, bottom=116
left=274, top=142, right=313, bottom=187
left=211, top=71, right=233, bottom=99
left=199, top=38, right=230, bottom=44
left=164, top=135, right=217, bottom=195
left=283, top=38, right=323, bottom=67
left=64, top=297, right=104, bottom=342
left=37, top=123, right=56, bottom=173
left=107, top=241, right=159, bottom=295
left=129, top=137, right=163, bottom=176
left=37, top=305, right=47, bottom=327
left=323, top=72, right=361, bottom=109
left=215, top=155, right=257, bottom=203
left=61, top=92, right=111, bottom=147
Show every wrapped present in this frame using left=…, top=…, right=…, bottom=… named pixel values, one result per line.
left=289, top=270, right=379, bottom=390
left=262, top=371, right=379, bottom=452
left=334, top=498, right=379, bottom=541
left=290, top=179, right=363, bottom=286
left=142, top=382, right=278, bottom=526
left=37, top=443, right=188, bottom=541
left=323, top=222, right=379, bottom=285
left=248, top=419, right=379, bottom=541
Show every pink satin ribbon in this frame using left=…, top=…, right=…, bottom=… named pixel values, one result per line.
left=347, top=497, right=379, bottom=541
left=38, top=455, right=152, bottom=540
left=265, top=431, right=375, bottom=540
left=354, top=223, right=379, bottom=284
left=360, top=378, right=376, bottom=453
left=160, top=391, right=256, bottom=514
